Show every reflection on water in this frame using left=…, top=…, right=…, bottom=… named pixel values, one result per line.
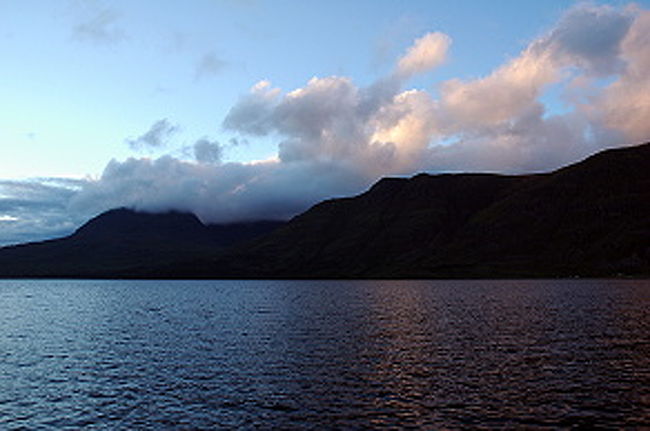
left=0, top=279, right=649, bottom=428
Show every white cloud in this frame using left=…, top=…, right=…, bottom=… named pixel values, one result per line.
left=438, top=46, right=557, bottom=132
left=437, top=4, right=633, bottom=136
left=69, top=156, right=365, bottom=224
left=7, top=3, right=650, bottom=245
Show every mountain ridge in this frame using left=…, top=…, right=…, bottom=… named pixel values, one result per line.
left=0, top=142, right=648, bottom=278
left=200, top=142, right=650, bottom=278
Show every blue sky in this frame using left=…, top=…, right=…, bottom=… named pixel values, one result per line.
left=1, top=0, right=577, bottom=178
left=1, top=0, right=650, bottom=244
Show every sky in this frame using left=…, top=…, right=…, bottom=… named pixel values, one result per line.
left=1, top=0, right=650, bottom=245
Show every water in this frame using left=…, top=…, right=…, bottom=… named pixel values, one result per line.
left=0, top=279, right=649, bottom=429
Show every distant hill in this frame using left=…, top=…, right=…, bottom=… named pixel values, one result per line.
left=0, top=209, right=284, bottom=277
left=0, top=142, right=648, bottom=278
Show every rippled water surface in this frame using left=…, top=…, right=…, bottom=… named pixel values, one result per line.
left=1, top=279, right=649, bottom=429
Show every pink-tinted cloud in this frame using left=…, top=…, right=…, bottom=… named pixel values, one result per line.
left=396, top=32, right=451, bottom=78
left=69, top=3, right=650, bottom=226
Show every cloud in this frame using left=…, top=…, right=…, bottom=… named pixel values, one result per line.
left=594, top=9, right=650, bottom=142
left=396, top=32, right=451, bottom=78
left=6, top=3, right=650, bottom=245
left=222, top=74, right=423, bottom=176
left=195, top=51, right=226, bottom=79
left=75, top=3, right=650, bottom=223
left=228, top=137, right=250, bottom=147
left=544, top=4, right=633, bottom=76
left=222, top=80, right=281, bottom=135
left=438, top=48, right=557, bottom=132
left=193, top=139, right=223, bottom=164
left=437, top=4, right=633, bottom=135
left=0, top=178, right=88, bottom=246
left=127, top=119, right=179, bottom=151
left=69, top=156, right=365, bottom=224
left=72, top=4, right=125, bottom=44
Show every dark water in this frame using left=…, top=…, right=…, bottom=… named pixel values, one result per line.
left=1, top=280, right=649, bottom=429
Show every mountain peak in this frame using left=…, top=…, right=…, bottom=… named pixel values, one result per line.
left=73, top=207, right=205, bottom=240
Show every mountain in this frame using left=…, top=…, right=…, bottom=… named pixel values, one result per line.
left=197, top=142, right=649, bottom=278
left=0, top=142, right=648, bottom=278
left=0, top=209, right=284, bottom=277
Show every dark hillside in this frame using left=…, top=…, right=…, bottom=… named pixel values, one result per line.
left=206, top=143, right=650, bottom=278
left=0, top=209, right=283, bottom=277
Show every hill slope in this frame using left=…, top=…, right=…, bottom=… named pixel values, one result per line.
left=200, top=142, right=649, bottom=278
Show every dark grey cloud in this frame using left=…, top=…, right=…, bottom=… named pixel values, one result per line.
left=127, top=119, right=179, bottom=151
left=193, top=138, right=223, bottom=164
left=543, top=4, right=633, bottom=75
